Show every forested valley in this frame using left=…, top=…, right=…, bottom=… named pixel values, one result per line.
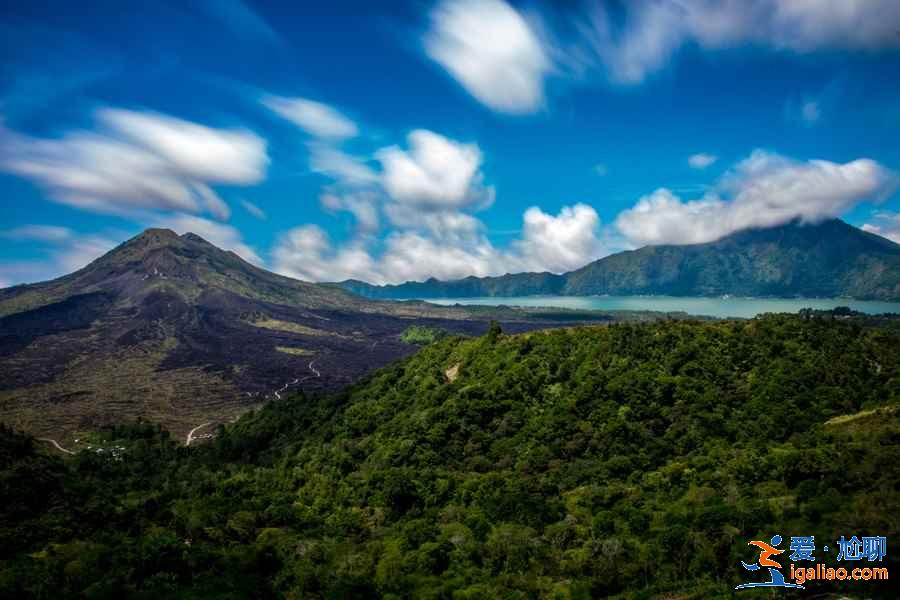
left=2, top=314, right=898, bottom=598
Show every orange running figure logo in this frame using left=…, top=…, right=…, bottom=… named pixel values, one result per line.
left=735, top=534, right=804, bottom=589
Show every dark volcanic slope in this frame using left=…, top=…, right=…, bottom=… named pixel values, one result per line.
left=338, top=219, right=900, bottom=301
left=0, top=229, right=591, bottom=442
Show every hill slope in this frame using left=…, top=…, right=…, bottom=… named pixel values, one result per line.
left=2, top=315, right=898, bottom=597
left=339, top=219, right=900, bottom=301
left=0, top=229, right=605, bottom=442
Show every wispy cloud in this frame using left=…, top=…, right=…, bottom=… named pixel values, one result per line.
left=688, top=153, right=718, bottom=170
left=801, top=100, right=821, bottom=125
left=262, top=95, right=358, bottom=140
left=0, top=224, right=74, bottom=243
left=240, top=199, right=267, bottom=220
left=321, top=192, right=379, bottom=234
left=0, top=108, right=268, bottom=220
left=575, top=0, right=900, bottom=85
left=308, top=144, right=378, bottom=185
left=198, top=0, right=282, bottom=45
left=0, top=225, right=121, bottom=286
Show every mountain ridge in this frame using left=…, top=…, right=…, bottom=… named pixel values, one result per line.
left=335, top=219, right=900, bottom=301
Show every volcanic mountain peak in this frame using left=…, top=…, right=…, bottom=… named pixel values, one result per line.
left=133, top=227, right=181, bottom=244
left=0, top=228, right=370, bottom=320
left=98, top=228, right=229, bottom=268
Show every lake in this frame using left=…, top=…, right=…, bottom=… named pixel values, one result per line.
left=422, top=295, right=900, bottom=319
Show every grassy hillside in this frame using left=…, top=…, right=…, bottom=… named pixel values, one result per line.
left=1, top=314, right=898, bottom=598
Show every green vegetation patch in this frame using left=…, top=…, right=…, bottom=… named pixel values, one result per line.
left=400, top=324, right=449, bottom=345
left=248, top=317, right=349, bottom=339
left=275, top=346, right=314, bottom=356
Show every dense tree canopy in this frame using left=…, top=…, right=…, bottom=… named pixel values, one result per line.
left=1, top=314, right=898, bottom=598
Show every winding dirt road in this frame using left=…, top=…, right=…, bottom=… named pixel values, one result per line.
left=273, top=378, right=299, bottom=400
left=274, top=360, right=320, bottom=399
left=185, top=422, right=212, bottom=446
left=186, top=361, right=323, bottom=447
left=38, top=437, right=75, bottom=455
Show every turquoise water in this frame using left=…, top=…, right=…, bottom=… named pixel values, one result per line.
left=423, top=295, right=900, bottom=319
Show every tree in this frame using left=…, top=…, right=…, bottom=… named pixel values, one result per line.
left=486, top=320, right=502, bottom=344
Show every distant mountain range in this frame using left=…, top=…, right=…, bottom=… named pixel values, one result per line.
left=337, top=219, right=900, bottom=301
left=0, top=229, right=599, bottom=441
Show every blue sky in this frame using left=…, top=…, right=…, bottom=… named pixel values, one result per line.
left=1, top=0, right=900, bottom=287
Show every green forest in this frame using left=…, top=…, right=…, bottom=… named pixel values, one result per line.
left=2, top=314, right=898, bottom=598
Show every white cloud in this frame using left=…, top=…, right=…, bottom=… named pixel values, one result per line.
left=321, top=192, right=380, bottom=233
left=273, top=224, right=497, bottom=284
left=688, top=153, right=718, bottom=169
left=304, top=128, right=493, bottom=213
left=377, top=129, right=493, bottom=210
left=151, top=214, right=262, bottom=265
left=272, top=203, right=605, bottom=284
left=762, top=1, right=900, bottom=50
left=271, top=120, right=607, bottom=284
left=262, top=95, right=358, bottom=140
left=423, top=0, right=900, bottom=108
left=377, top=231, right=500, bottom=282
left=0, top=225, right=120, bottom=285
left=99, top=109, right=267, bottom=185
left=615, top=188, right=726, bottom=246
left=862, top=211, right=900, bottom=244
left=382, top=206, right=483, bottom=242
left=578, top=0, right=900, bottom=85
left=278, top=125, right=508, bottom=280
left=272, top=225, right=379, bottom=282
left=616, top=150, right=898, bottom=246
left=801, top=100, right=821, bottom=124
left=240, top=199, right=267, bottom=220
left=511, top=204, right=603, bottom=273
left=425, top=0, right=551, bottom=113
left=0, top=109, right=268, bottom=219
